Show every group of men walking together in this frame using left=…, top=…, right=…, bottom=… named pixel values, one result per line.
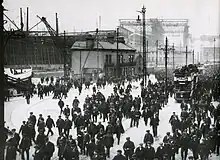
left=4, top=75, right=220, bottom=160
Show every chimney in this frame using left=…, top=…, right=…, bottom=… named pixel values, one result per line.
left=107, top=33, right=115, bottom=44
left=85, top=35, right=94, bottom=49
left=118, top=36, right=125, bottom=44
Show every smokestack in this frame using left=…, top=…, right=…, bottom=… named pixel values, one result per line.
left=26, top=7, right=29, bottom=31
left=55, top=13, right=59, bottom=36
left=20, top=8, right=24, bottom=31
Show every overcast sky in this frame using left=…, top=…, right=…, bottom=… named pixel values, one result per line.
left=3, top=0, right=220, bottom=38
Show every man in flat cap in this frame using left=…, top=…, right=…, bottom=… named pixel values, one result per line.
left=143, top=130, right=154, bottom=145
left=145, top=141, right=155, bottom=160
left=112, top=150, right=126, bottom=160
left=135, top=143, right=145, bottom=160
left=123, top=137, right=135, bottom=160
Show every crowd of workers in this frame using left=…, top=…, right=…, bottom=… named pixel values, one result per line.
left=3, top=72, right=220, bottom=160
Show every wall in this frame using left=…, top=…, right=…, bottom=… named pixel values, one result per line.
left=71, top=50, right=104, bottom=75
left=71, top=49, right=136, bottom=76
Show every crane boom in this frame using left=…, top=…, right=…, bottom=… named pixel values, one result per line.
left=37, top=15, right=71, bottom=81
left=37, top=15, right=56, bottom=37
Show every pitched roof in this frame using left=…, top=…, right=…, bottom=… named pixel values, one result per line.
left=71, top=41, right=136, bottom=52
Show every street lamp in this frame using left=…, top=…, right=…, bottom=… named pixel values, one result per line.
left=137, top=5, right=147, bottom=87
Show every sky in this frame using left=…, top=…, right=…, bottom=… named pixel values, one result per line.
left=3, top=0, right=220, bottom=38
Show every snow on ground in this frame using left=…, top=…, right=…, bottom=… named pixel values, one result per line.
left=4, top=74, right=219, bottom=160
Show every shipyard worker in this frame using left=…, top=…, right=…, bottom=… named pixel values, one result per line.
left=134, top=108, right=141, bottom=128
left=92, top=85, right=97, bottom=93
left=46, top=115, right=55, bottom=136
left=19, top=121, right=28, bottom=136
left=56, top=116, right=64, bottom=136
left=135, top=143, right=145, bottom=160
left=163, top=132, right=173, bottom=144
left=5, top=138, right=18, bottom=160
left=78, top=83, right=82, bottom=95
left=87, top=138, right=96, bottom=159
left=43, top=137, right=55, bottom=160
left=72, top=96, right=80, bottom=108
left=145, top=142, right=155, bottom=160
left=25, top=91, right=31, bottom=104
left=123, top=137, right=135, bottom=160
left=156, top=143, right=165, bottom=160
left=63, top=105, right=70, bottom=117
left=114, top=120, right=125, bottom=145
left=63, top=116, right=72, bottom=137
left=150, top=114, right=160, bottom=137
left=143, top=130, right=154, bottom=145
left=112, top=150, right=127, bottom=160
left=58, top=99, right=64, bottom=115
left=19, top=135, right=31, bottom=160
left=29, top=112, right=37, bottom=126
left=103, top=131, right=114, bottom=158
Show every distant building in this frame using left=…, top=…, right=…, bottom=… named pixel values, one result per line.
left=70, top=35, right=136, bottom=80
left=201, top=47, right=220, bottom=64
left=134, top=47, right=194, bottom=72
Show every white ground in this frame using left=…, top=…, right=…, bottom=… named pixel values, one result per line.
left=5, top=75, right=219, bottom=160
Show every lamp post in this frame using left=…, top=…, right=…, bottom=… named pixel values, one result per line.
left=138, top=6, right=147, bottom=87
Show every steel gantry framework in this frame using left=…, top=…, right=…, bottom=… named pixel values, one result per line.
left=119, top=18, right=189, bottom=48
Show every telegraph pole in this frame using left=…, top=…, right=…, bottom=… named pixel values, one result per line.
left=214, top=38, right=216, bottom=72
left=96, top=28, right=99, bottom=75
left=165, top=37, right=168, bottom=104
left=192, top=50, right=194, bottom=64
left=0, top=1, right=4, bottom=159
left=141, top=6, right=147, bottom=87
left=172, top=43, right=175, bottom=69
left=146, top=40, right=148, bottom=85
left=156, top=40, right=158, bottom=67
left=185, top=45, right=188, bottom=66
left=63, top=31, right=67, bottom=81
left=116, top=27, right=119, bottom=78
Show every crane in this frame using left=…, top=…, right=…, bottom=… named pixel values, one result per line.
left=36, top=15, right=71, bottom=81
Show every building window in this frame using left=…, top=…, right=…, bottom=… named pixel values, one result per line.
left=120, top=55, right=124, bottom=63
left=132, top=67, right=135, bottom=75
left=128, top=55, right=134, bottom=62
left=105, top=55, right=109, bottom=64
left=105, top=55, right=112, bottom=64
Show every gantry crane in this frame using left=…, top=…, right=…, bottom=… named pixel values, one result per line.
left=36, top=15, right=71, bottom=81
